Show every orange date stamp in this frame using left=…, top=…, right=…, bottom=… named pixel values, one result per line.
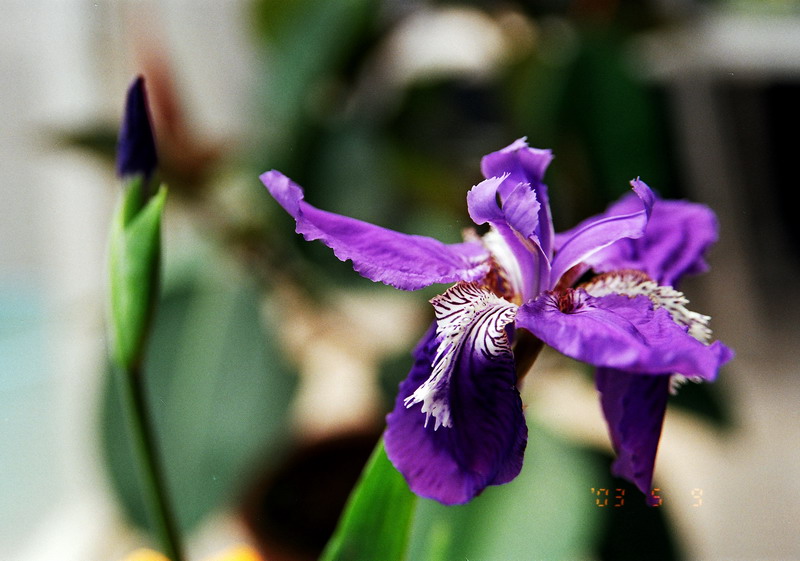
left=590, top=487, right=704, bottom=507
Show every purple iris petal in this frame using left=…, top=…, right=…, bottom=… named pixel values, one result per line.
left=480, top=138, right=553, bottom=196
left=480, top=138, right=555, bottom=259
left=596, top=367, right=670, bottom=502
left=553, top=188, right=723, bottom=500
left=515, top=290, right=733, bottom=378
left=467, top=176, right=549, bottom=298
left=116, top=76, right=158, bottom=179
left=384, top=318, right=527, bottom=505
left=466, top=176, right=510, bottom=227
left=467, top=176, right=541, bottom=239
left=260, top=170, right=490, bottom=290
left=561, top=194, right=719, bottom=287
left=500, top=182, right=542, bottom=239
left=549, top=179, right=655, bottom=287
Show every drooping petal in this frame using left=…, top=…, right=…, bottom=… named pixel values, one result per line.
left=384, top=283, right=527, bottom=505
left=549, top=179, right=655, bottom=287
left=583, top=271, right=727, bottom=501
left=467, top=176, right=550, bottom=299
left=515, top=289, right=733, bottom=379
left=480, top=138, right=555, bottom=259
left=596, top=367, right=670, bottom=501
left=558, top=193, right=719, bottom=287
left=260, top=170, right=490, bottom=290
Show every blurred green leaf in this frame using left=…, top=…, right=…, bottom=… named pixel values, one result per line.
left=253, top=0, right=378, bottom=170
left=312, top=125, right=392, bottom=223
left=57, top=126, right=117, bottom=162
left=320, top=438, right=417, bottom=561
left=108, top=180, right=166, bottom=369
left=564, top=31, right=670, bottom=203
left=102, top=259, right=296, bottom=531
left=406, top=420, right=604, bottom=561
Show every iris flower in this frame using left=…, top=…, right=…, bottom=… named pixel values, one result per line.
left=260, top=139, right=733, bottom=505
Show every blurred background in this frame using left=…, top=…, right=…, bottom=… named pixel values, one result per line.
left=2, top=0, right=799, bottom=560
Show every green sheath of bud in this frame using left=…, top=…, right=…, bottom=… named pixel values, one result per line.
left=108, top=176, right=167, bottom=370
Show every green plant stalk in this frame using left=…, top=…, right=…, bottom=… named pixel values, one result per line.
left=114, top=362, right=184, bottom=561
left=108, top=180, right=183, bottom=560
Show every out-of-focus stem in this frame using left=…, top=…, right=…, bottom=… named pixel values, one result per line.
left=115, top=361, right=184, bottom=561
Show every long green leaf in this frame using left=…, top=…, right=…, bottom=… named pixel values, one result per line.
left=320, top=438, right=417, bottom=561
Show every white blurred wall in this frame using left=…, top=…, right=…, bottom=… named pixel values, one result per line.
left=0, top=1, right=257, bottom=559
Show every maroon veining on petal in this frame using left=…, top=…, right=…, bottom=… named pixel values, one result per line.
left=554, top=288, right=592, bottom=314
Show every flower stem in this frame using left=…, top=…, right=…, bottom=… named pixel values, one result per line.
left=116, top=361, right=184, bottom=561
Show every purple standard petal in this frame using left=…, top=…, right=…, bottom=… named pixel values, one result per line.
left=549, top=179, right=655, bottom=287
left=468, top=176, right=550, bottom=299
left=596, top=367, right=670, bottom=501
left=260, top=171, right=490, bottom=290
left=384, top=284, right=527, bottom=505
left=515, top=290, right=733, bottom=379
left=480, top=138, right=553, bottom=196
left=467, top=175, right=540, bottom=239
left=566, top=194, right=719, bottom=287
left=116, top=76, right=158, bottom=179
left=480, top=138, right=555, bottom=259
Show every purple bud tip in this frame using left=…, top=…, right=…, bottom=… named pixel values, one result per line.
left=116, top=76, right=158, bottom=178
